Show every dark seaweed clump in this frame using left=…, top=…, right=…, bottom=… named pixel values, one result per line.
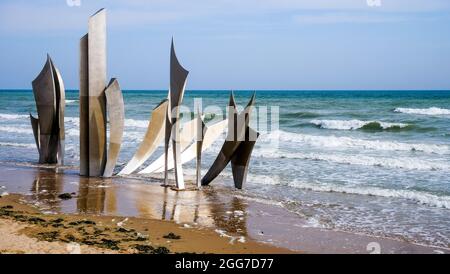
left=163, top=232, right=181, bottom=240
left=134, top=244, right=170, bottom=254
left=58, top=193, right=73, bottom=200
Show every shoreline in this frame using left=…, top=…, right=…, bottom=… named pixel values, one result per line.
left=0, top=163, right=448, bottom=254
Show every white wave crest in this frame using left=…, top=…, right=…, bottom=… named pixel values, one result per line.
left=0, top=113, right=29, bottom=120
left=124, top=119, right=148, bottom=128
left=288, top=180, right=450, bottom=209
left=394, top=107, right=450, bottom=116
left=0, top=126, right=31, bottom=134
left=0, top=142, right=35, bottom=148
left=310, top=119, right=408, bottom=130
left=262, top=130, right=449, bottom=154
left=65, top=99, right=78, bottom=104
left=65, top=117, right=148, bottom=129
left=252, top=149, right=450, bottom=171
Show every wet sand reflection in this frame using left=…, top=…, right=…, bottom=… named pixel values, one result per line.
left=2, top=166, right=249, bottom=237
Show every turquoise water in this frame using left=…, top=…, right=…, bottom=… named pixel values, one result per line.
left=1, top=89, right=450, bottom=248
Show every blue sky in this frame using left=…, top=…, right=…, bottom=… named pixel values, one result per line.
left=0, top=0, right=450, bottom=90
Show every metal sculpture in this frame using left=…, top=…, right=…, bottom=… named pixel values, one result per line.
left=30, top=55, right=65, bottom=164
left=201, top=93, right=259, bottom=189
left=118, top=99, right=168, bottom=175
left=80, top=9, right=124, bottom=177
left=164, top=39, right=189, bottom=190
left=79, top=9, right=107, bottom=176
left=103, top=79, right=124, bottom=177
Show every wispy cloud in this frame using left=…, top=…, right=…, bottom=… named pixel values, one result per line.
left=293, top=12, right=410, bottom=25
left=0, top=0, right=449, bottom=33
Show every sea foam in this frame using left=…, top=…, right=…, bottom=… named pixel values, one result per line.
left=263, top=130, right=449, bottom=154
left=0, top=113, right=29, bottom=120
left=394, top=107, right=450, bottom=116
left=0, top=142, right=35, bottom=148
left=252, top=149, right=450, bottom=171
left=310, top=119, right=409, bottom=130
left=288, top=180, right=450, bottom=209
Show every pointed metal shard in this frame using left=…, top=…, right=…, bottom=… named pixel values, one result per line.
left=87, top=9, right=107, bottom=177
left=164, top=39, right=189, bottom=190
left=30, top=114, right=40, bottom=151
left=201, top=94, right=258, bottom=189
left=50, top=58, right=66, bottom=165
left=231, top=127, right=260, bottom=189
left=103, top=79, right=124, bottom=177
left=119, top=99, right=168, bottom=175
left=32, top=56, right=56, bottom=164
left=31, top=55, right=65, bottom=165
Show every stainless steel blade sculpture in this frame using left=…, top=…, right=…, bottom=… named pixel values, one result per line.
left=201, top=93, right=259, bottom=189
left=80, top=9, right=107, bottom=177
left=164, top=39, right=189, bottom=190
left=118, top=99, right=168, bottom=175
left=103, top=79, right=124, bottom=177
left=30, top=55, right=65, bottom=164
left=80, top=9, right=124, bottom=177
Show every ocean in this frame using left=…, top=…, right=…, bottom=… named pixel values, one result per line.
left=0, top=89, right=449, bottom=248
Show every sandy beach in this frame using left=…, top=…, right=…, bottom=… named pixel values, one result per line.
left=0, top=193, right=291, bottom=254
left=0, top=163, right=447, bottom=254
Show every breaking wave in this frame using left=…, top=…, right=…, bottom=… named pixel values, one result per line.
left=262, top=130, right=449, bottom=154
left=0, top=126, right=31, bottom=134
left=253, top=149, right=450, bottom=171
left=0, top=113, right=29, bottom=120
left=0, top=142, right=35, bottom=148
left=394, top=107, right=450, bottom=116
left=287, top=180, right=450, bottom=209
left=310, top=119, right=410, bottom=131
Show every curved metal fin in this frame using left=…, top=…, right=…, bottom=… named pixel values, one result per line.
left=119, top=99, right=168, bottom=175
left=164, top=38, right=189, bottom=190
left=30, top=114, right=40, bottom=151
left=49, top=58, right=66, bottom=165
left=32, top=55, right=57, bottom=164
left=103, top=78, right=125, bottom=177
left=201, top=93, right=257, bottom=187
left=229, top=91, right=237, bottom=109
left=230, top=127, right=260, bottom=189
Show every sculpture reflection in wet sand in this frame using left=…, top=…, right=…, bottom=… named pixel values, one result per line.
left=31, top=55, right=65, bottom=165
left=80, top=9, right=124, bottom=177
left=201, top=93, right=260, bottom=189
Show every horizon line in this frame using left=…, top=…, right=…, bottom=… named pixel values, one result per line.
left=1, top=89, right=450, bottom=92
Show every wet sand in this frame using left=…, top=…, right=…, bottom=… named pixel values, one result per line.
left=0, top=163, right=448, bottom=254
